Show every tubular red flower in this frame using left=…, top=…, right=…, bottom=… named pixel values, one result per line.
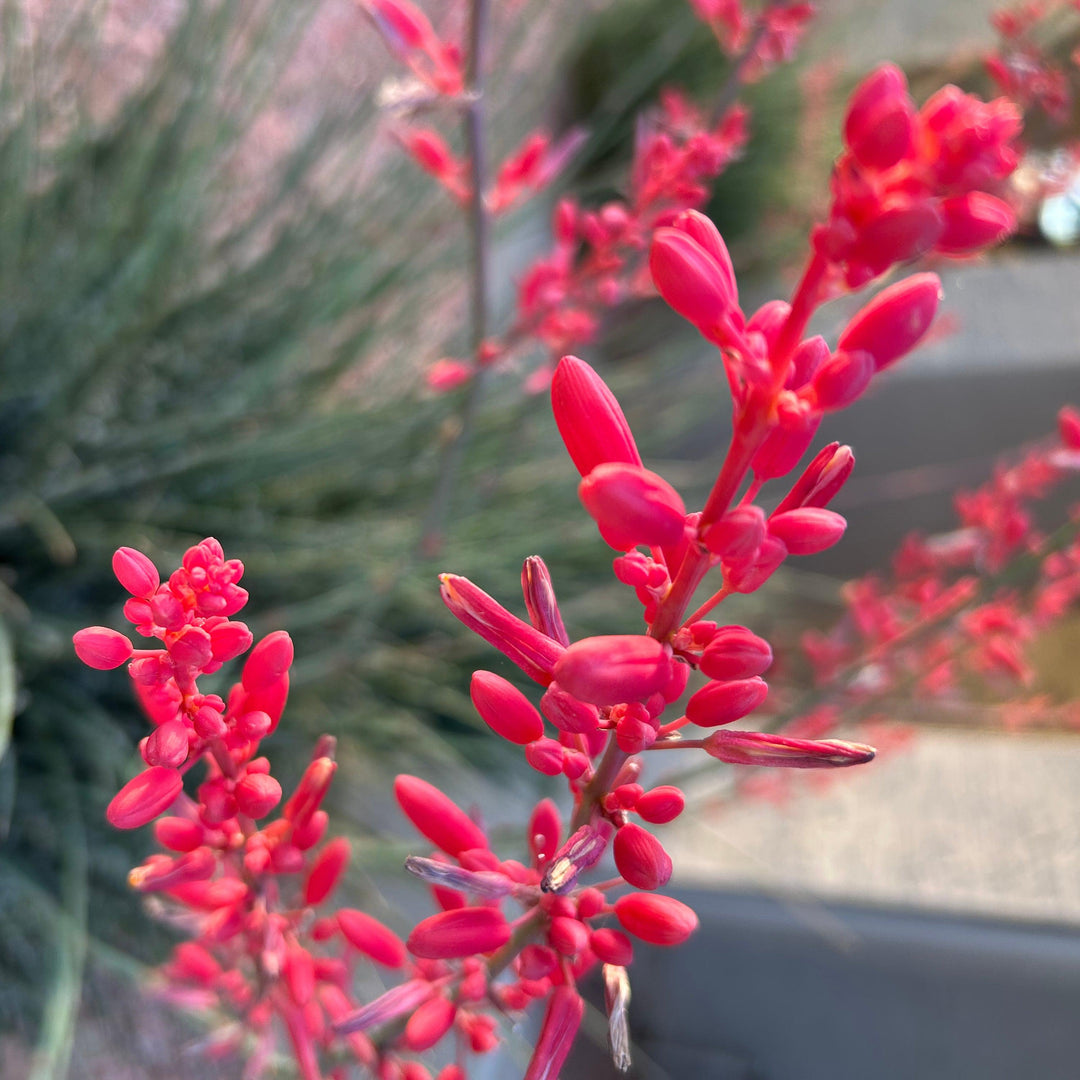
left=404, top=996, right=457, bottom=1052
left=553, top=635, right=673, bottom=706
left=703, top=729, right=877, bottom=767
left=937, top=192, right=1017, bottom=253
left=774, top=443, right=855, bottom=514
left=650, top=227, right=739, bottom=340
left=242, top=631, right=294, bottom=692
left=843, top=64, right=916, bottom=170
left=521, top=556, right=571, bottom=645
left=440, top=574, right=565, bottom=685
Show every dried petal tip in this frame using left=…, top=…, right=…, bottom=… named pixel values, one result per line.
left=603, top=964, right=633, bottom=1074
left=542, top=822, right=612, bottom=893
left=704, top=729, right=877, bottom=768
left=553, top=635, right=673, bottom=706
left=74, top=627, right=133, bottom=670
left=614, top=893, right=699, bottom=946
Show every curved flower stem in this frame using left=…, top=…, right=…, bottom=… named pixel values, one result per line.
left=419, top=0, right=493, bottom=555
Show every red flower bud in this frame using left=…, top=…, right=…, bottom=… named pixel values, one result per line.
left=773, top=443, right=854, bottom=515
left=701, top=505, right=766, bottom=560
left=668, top=210, right=738, bottom=303
left=168, top=625, right=213, bottom=670
left=242, top=631, right=294, bottom=692
left=549, top=915, right=590, bottom=957
left=521, top=556, right=570, bottom=645
left=394, top=775, right=487, bottom=857
left=837, top=273, right=942, bottom=371
left=528, top=798, right=562, bottom=868
left=579, top=463, right=687, bottom=551
left=525, top=737, right=565, bottom=776
left=440, top=574, right=564, bottom=685
left=650, top=227, right=739, bottom=341
left=404, top=996, right=457, bottom=1052
left=336, top=910, right=407, bottom=971
left=154, top=816, right=205, bottom=852
left=553, top=635, right=673, bottom=706
left=209, top=621, right=253, bottom=664
left=686, top=676, right=768, bottom=727
left=106, top=766, right=183, bottom=829
left=112, top=547, right=159, bottom=597
left=524, top=986, right=584, bottom=1080
left=304, top=837, right=351, bottom=906
left=703, top=728, right=877, bottom=768
left=768, top=508, right=847, bottom=555
left=699, top=626, right=773, bottom=681
left=635, top=785, right=685, bottom=824
left=550, top=355, right=642, bottom=478
left=811, top=349, right=874, bottom=410
left=234, top=773, right=282, bottom=819
left=843, top=64, right=916, bottom=170
left=937, top=192, right=1016, bottom=254
left=407, top=907, right=511, bottom=959
left=1059, top=406, right=1080, bottom=450
left=142, top=719, right=190, bottom=768
left=73, top=627, right=133, bottom=670
left=470, top=671, right=545, bottom=745
left=725, top=536, right=788, bottom=593
left=590, top=928, right=634, bottom=966
left=752, top=392, right=821, bottom=481
left=613, top=823, right=672, bottom=890
left=614, top=893, right=699, bottom=946
left=540, top=682, right=600, bottom=734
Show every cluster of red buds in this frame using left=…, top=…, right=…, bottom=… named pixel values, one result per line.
left=364, top=0, right=809, bottom=394
left=76, top=58, right=1028, bottom=1080
left=985, top=0, right=1077, bottom=124
left=688, top=0, right=815, bottom=83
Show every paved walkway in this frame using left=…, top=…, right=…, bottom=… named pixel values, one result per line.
left=668, top=727, right=1080, bottom=924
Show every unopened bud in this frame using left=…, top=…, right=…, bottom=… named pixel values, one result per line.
left=338, top=909, right=408, bottom=968
left=471, top=671, right=544, bottom=745
left=703, top=728, right=876, bottom=768
left=837, top=273, right=942, bottom=372
left=553, top=635, right=673, bottom=706
left=106, top=766, right=183, bottom=829
left=551, top=355, right=642, bottom=478
left=686, top=676, right=769, bottom=727
left=407, top=907, right=511, bottom=959
left=112, top=547, right=160, bottom=597
left=768, top=508, right=847, bottom=555
left=394, top=775, right=487, bottom=857
left=613, top=823, right=672, bottom=890
left=699, top=626, right=773, bottom=681
left=73, top=627, right=133, bottom=670
left=614, top=893, right=699, bottom=945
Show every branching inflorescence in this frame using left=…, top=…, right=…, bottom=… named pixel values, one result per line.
left=74, top=37, right=1031, bottom=1080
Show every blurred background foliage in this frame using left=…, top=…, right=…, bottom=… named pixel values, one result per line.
left=3, top=0, right=1077, bottom=1074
